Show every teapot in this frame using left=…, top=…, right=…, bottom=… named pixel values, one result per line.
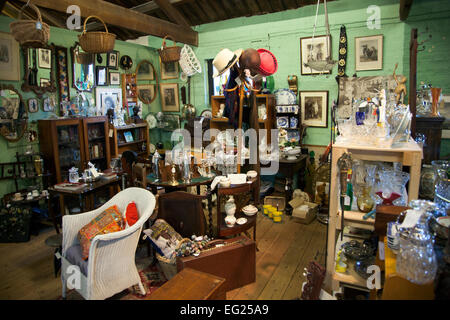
left=69, top=167, right=80, bottom=183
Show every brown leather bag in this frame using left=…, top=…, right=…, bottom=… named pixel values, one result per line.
left=176, top=236, right=256, bottom=293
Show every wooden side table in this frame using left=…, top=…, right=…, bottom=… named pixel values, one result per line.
left=146, top=268, right=226, bottom=300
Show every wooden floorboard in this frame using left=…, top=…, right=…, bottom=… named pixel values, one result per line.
left=0, top=214, right=327, bottom=300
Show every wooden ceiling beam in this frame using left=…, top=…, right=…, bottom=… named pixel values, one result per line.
left=399, top=0, right=413, bottom=21
left=188, top=1, right=210, bottom=24
left=244, top=0, right=261, bottom=15
left=152, top=0, right=190, bottom=27
left=16, top=0, right=198, bottom=46
left=197, top=0, right=219, bottom=22
left=207, top=0, right=228, bottom=21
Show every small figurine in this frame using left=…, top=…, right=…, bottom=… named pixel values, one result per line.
left=393, top=63, right=407, bottom=105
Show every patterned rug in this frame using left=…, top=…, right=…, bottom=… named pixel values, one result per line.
left=59, top=260, right=167, bottom=300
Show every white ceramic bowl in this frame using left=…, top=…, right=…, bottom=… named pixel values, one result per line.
left=242, top=205, right=258, bottom=216
left=246, top=170, right=257, bottom=179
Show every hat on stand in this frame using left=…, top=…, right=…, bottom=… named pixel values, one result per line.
left=257, top=49, right=278, bottom=76
left=239, top=48, right=261, bottom=77
left=213, top=48, right=243, bottom=77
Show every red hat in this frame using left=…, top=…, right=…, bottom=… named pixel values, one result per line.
left=257, top=49, right=278, bottom=76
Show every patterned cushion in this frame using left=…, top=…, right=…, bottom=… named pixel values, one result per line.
left=142, top=219, right=183, bottom=260
left=78, top=205, right=125, bottom=260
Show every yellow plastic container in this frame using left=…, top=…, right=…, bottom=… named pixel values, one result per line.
left=272, top=210, right=282, bottom=222
left=263, top=205, right=273, bottom=216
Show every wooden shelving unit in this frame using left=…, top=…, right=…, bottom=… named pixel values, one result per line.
left=109, top=122, right=150, bottom=158
left=121, top=73, right=137, bottom=113
left=324, top=140, right=423, bottom=292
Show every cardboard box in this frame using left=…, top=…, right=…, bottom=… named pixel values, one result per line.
left=292, top=202, right=318, bottom=224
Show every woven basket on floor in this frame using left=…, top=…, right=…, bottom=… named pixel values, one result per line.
left=158, top=35, right=181, bottom=63
left=155, top=238, right=190, bottom=280
left=78, top=15, right=116, bottom=54
left=9, top=3, right=50, bottom=46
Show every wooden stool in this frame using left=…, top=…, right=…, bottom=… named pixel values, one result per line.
left=146, top=268, right=226, bottom=300
left=45, top=234, right=62, bottom=277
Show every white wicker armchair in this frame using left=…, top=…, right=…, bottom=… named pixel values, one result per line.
left=61, top=187, right=155, bottom=300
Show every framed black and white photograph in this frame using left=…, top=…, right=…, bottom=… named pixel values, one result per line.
left=355, top=35, right=383, bottom=71
left=136, top=60, right=154, bottom=81
left=95, top=87, right=123, bottom=115
left=160, top=60, right=179, bottom=80
left=40, top=78, right=50, bottom=87
left=107, top=51, right=119, bottom=69
left=0, top=32, right=20, bottom=81
left=137, top=84, right=156, bottom=105
left=109, top=71, right=120, bottom=85
left=300, top=90, right=328, bottom=128
left=160, top=83, right=179, bottom=112
left=96, top=66, right=107, bottom=86
left=300, top=35, right=331, bottom=75
left=28, top=98, right=39, bottom=113
left=38, top=48, right=51, bottom=69
left=162, top=114, right=180, bottom=131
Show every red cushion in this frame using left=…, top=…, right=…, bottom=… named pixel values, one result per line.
left=126, top=201, right=139, bottom=226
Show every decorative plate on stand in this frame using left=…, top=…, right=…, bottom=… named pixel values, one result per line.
left=200, top=109, right=212, bottom=119
left=274, top=89, right=297, bottom=105
left=146, top=113, right=157, bottom=129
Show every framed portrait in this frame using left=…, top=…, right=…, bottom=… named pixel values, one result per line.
left=136, top=60, right=154, bottom=81
left=299, top=90, right=328, bottom=128
left=137, top=84, right=156, bottom=104
left=300, top=35, right=332, bottom=75
left=0, top=32, right=20, bottom=81
left=95, top=87, right=123, bottom=115
left=28, top=98, right=39, bottom=113
left=109, top=71, right=120, bottom=85
left=107, top=51, right=119, bottom=69
left=38, top=48, right=51, bottom=69
left=96, top=66, right=107, bottom=86
left=162, top=114, right=180, bottom=131
left=160, top=83, right=180, bottom=112
left=40, top=78, right=50, bottom=87
left=42, top=96, right=56, bottom=112
left=355, top=35, right=383, bottom=71
left=160, top=60, right=179, bottom=80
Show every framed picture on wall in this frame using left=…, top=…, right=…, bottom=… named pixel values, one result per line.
left=55, top=46, right=70, bottom=103
left=137, top=84, right=156, bottom=105
left=95, top=87, right=123, bottom=115
left=160, top=83, right=180, bottom=112
left=96, top=66, right=107, bottom=86
left=28, top=98, right=39, bottom=113
left=160, top=59, right=179, bottom=80
left=355, top=35, right=383, bottom=71
left=299, top=90, right=328, bottom=128
left=109, top=71, right=120, bottom=85
left=0, top=32, right=20, bottom=81
left=300, top=35, right=332, bottom=75
left=107, top=50, right=119, bottom=69
left=38, top=48, right=51, bottom=69
left=136, top=60, right=155, bottom=80
left=40, top=78, right=50, bottom=87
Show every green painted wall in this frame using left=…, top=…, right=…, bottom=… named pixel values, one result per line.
left=0, top=15, right=162, bottom=197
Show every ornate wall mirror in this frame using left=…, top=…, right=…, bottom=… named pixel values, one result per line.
left=0, top=84, right=28, bottom=142
left=70, top=42, right=96, bottom=92
left=136, top=60, right=158, bottom=105
left=21, top=43, right=56, bottom=98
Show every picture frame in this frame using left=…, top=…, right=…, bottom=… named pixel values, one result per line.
left=54, top=46, right=70, bottom=104
left=0, top=32, right=20, bottom=81
left=136, top=60, right=155, bottom=81
left=109, top=71, right=120, bottom=85
left=299, top=90, right=328, bottom=128
left=107, top=50, right=119, bottom=69
left=300, top=35, right=332, bottom=75
left=38, top=48, right=52, bottom=69
left=96, top=66, right=108, bottom=86
left=160, top=59, right=179, bottom=80
left=123, top=131, right=134, bottom=143
left=137, top=84, right=156, bottom=105
left=355, top=35, right=383, bottom=71
left=40, top=78, right=50, bottom=87
left=95, top=87, right=123, bottom=115
left=160, top=83, right=180, bottom=112
left=42, top=96, right=56, bottom=112
left=28, top=98, right=39, bottom=113
left=162, top=114, right=180, bottom=131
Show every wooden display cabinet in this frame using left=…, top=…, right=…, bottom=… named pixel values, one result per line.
left=109, top=122, right=150, bottom=158
left=82, top=116, right=111, bottom=171
left=122, top=73, right=137, bottom=110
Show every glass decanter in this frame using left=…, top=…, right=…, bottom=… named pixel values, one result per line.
left=431, top=160, right=450, bottom=212
left=376, top=170, right=409, bottom=206
left=396, top=206, right=437, bottom=285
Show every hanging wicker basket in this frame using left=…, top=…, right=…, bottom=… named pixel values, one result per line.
left=158, top=35, right=181, bottom=63
left=179, top=44, right=202, bottom=76
left=9, top=3, right=50, bottom=46
left=78, top=15, right=116, bottom=54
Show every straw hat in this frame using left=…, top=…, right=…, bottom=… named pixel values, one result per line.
left=213, top=48, right=243, bottom=77
left=257, top=49, right=278, bottom=76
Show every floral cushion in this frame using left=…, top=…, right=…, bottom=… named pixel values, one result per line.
left=78, top=205, right=125, bottom=260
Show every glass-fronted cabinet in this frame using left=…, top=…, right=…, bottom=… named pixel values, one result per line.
left=82, top=116, right=110, bottom=171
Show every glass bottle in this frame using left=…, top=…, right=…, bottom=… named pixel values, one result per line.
left=431, top=160, right=450, bottom=213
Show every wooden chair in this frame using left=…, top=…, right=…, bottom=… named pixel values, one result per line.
left=121, top=150, right=138, bottom=188
left=157, top=191, right=207, bottom=238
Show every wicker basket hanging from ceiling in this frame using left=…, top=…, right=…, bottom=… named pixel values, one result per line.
left=179, top=44, right=202, bottom=76
left=9, top=3, right=50, bottom=46
left=78, top=15, right=116, bottom=54
left=158, top=35, right=182, bottom=63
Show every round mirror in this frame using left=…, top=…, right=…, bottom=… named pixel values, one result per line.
left=0, top=85, right=28, bottom=142
left=136, top=60, right=158, bottom=105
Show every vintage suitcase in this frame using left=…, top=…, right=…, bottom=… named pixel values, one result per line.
left=176, top=236, right=256, bottom=293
